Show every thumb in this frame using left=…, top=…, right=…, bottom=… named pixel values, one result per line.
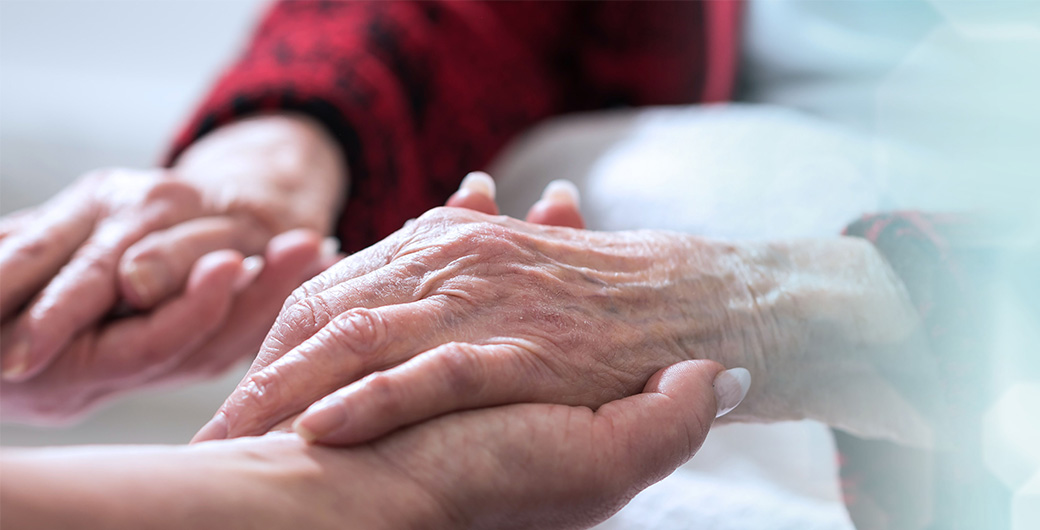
left=444, top=171, right=499, bottom=215
left=525, top=179, right=586, bottom=229
left=592, top=360, right=751, bottom=491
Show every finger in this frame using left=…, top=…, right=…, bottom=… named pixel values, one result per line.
left=241, top=256, right=425, bottom=384
left=89, top=249, right=244, bottom=383
left=2, top=185, right=205, bottom=381
left=266, top=171, right=494, bottom=332
left=270, top=234, right=392, bottom=330
left=159, top=229, right=325, bottom=385
left=0, top=196, right=95, bottom=322
left=444, top=171, right=499, bottom=215
left=193, top=297, right=457, bottom=443
left=525, top=180, right=585, bottom=229
left=119, top=215, right=271, bottom=309
left=294, top=342, right=537, bottom=445
left=0, top=250, right=244, bottom=421
left=590, top=361, right=749, bottom=490
left=267, top=173, right=495, bottom=331
left=254, top=172, right=496, bottom=356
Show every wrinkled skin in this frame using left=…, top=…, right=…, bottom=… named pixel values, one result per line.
left=200, top=172, right=936, bottom=447
left=195, top=202, right=765, bottom=445
left=2, top=359, right=726, bottom=530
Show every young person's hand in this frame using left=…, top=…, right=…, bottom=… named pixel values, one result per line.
left=1, top=359, right=749, bottom=530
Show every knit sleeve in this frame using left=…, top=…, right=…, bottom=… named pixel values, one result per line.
left=166, top=0, right=709, bottom=252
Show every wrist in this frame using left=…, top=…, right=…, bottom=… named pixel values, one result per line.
left=712, top=236, right=937, bottom=444
left=173, top=113, right=347, bottom=236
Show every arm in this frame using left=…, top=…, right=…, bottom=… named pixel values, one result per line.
left=1, top=359, right=740, bottom=530
left=193, top=203, right=939, bottom=448
left=0, top=439, right=411, bottom=530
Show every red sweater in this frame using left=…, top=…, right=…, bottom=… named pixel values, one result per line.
left=169, top=0, right=742, bottom=253
left=168, top=2, right=1001, bottom=528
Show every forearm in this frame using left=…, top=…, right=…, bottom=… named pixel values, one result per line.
left=0, top=436, right=432, bottom=530
left=173, top=113, right=347, bottom=237
left=663, top=234, right=938, bottom=445
left=1, top=444, right=275, bottom=529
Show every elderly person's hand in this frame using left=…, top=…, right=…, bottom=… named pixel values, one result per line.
left=0, top=114, right=344, bottom=421
left=197, top=173, right=936, bottom=448
left=0, top=230, right=328, bottom=422
left=2, top=359, right=748, bottom=529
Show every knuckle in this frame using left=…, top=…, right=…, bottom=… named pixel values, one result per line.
left=235, top=369, right=283, bottom=418
left=359, top=371, right=412, bottom=422
left=362, top=371, right=398, bottom=404
left=14, top=235, right=51, bottom=261
left=281, top=277, right=327, bottom=313
left=325, top=307, right=388, bottom=359
left=452, top=222, right=521, bottom=259
left=435, top=342, right=486, bottom=396
left=284, top=295, right=334, bottom=333
left=280, top=291, right=304, bottom=316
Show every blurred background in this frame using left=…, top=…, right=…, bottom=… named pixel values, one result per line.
left=1, top=1, right=1039, bottom=527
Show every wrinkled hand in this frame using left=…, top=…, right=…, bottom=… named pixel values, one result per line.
left=194, top=174, right=757, bottom=445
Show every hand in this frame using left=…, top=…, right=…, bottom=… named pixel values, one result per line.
left=193, top=170, right=764, bottom=445
left=2, top=360, right=749, bottom=530
left=1, top=115, right=343, bottom=382
left=198, top=166, right=935, bottom=446
left=0, top=114, right=344, bottom=421
left=273, top=361, right=742, bottom=529
left=0, top=229, right=330, bottom=423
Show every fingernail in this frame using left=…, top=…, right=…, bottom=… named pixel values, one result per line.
left=541, top=179, right=581, bottom=207
left=191, top=413, right=229, bottom=443
left=1, top=339, right=30, bottom=381
left=713, top=367, right=751, bottom=418
left=233, top=256, right=265, bottom=293
left=320, top=237, right=340, bottom=259
left=124, top=260, right=166, bottom=305
left=293, top=398, right=346, bottom=444
left=459, top=171, right=496, bottom=199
